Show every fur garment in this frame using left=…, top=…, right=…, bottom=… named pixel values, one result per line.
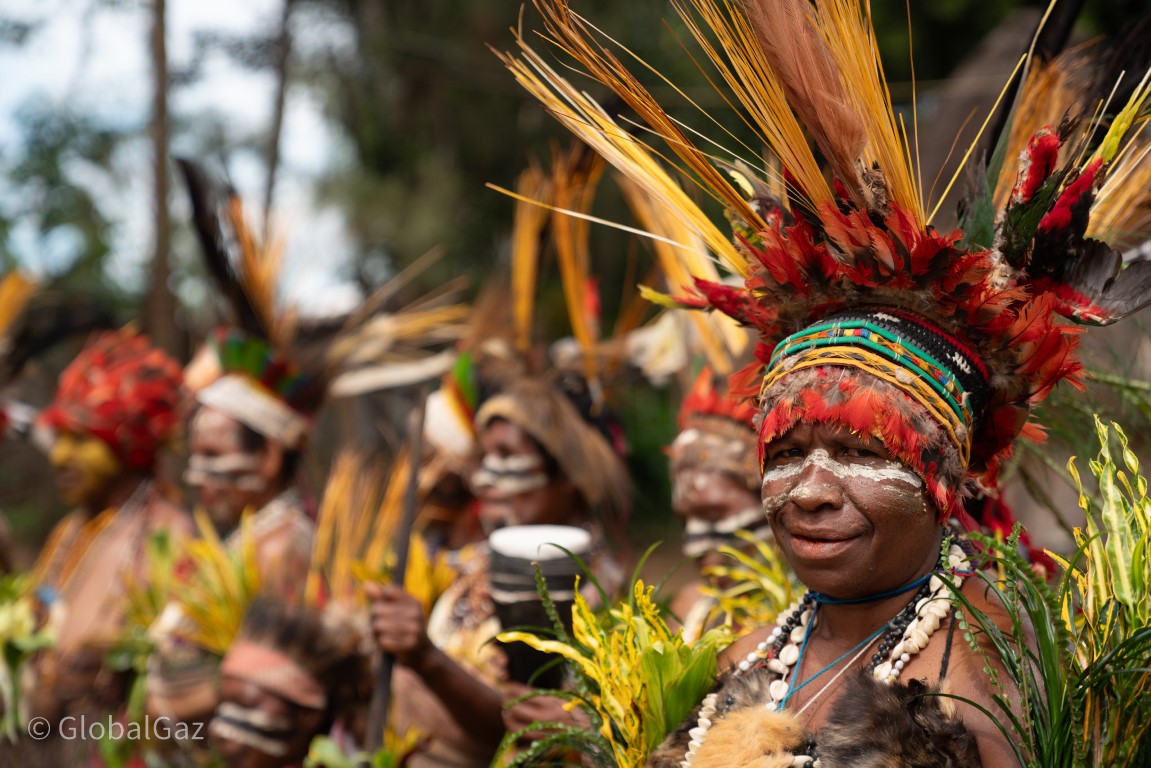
left=818, top=672, right=982, bottom=768
left=649, top=670, right=805, bottom=768
left=648, top=670, right=982, bottom=768
left=692, top=707, right=805, bottom=768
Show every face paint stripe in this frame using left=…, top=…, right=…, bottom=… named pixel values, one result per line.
left=761, top=449, right=922, bottom=487
left=209, top=718, right=290, bottom=757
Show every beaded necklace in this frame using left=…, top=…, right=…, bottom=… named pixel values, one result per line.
left=681, top=539, right=970, bottom=768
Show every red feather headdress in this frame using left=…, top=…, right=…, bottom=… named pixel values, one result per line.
left=500, top=0, right=1151, bottom=521
left=38, top=328, right=183, bottom=471
left=671, top=367, right=760, bottom=491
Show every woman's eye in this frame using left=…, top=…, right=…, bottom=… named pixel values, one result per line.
left=842, top=446, right=879, bottom=459
left=767, top=447, right=803, bottom=463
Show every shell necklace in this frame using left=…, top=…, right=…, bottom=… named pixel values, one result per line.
left=681, top=539, right=970, bottom=768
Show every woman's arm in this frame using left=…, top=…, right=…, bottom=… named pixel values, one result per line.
left=366, top=582, right=506, bottom=749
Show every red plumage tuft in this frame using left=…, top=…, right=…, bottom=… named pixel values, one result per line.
left=1010, top=128, right=1061, bottom=207
left=679, top=367, right=758, bottom=430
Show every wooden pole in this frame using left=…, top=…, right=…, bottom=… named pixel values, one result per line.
left=364, top=385, right=429, bottom=756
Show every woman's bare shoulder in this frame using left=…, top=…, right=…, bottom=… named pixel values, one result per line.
left=717, top=624, right=773, bottom=671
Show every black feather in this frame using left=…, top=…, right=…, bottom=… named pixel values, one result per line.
left=174, top=156, right=267, bottom=338
left=0, top=294, right=116, bottom=384
left=1059, top=243, right=1151, bottom=325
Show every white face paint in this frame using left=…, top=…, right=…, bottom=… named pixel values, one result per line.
left=191, top=407, right=244, bottom=451
left=470, top=453, right=550, bottom=496
left=761, top=448, right=922, bottom=518
left=188, top=406, right=270, bottom=528
left=184, top=454, right=265, bottom=490
left=681, top=506, right=773, bottom=558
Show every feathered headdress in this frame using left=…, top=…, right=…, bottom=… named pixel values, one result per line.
left=460, top=148, right=636, bottom=519
left=37, top=328, right=183, bottom=471
left=185, top=327, right=320, bottom=449
left=670, top=367, right=760, bottom=492
left=0, top=271, right=35, bottom=434
left=0, top=272, right=34, bottom=345
left=500, top=0, right=1151, bottom=521
left=176, top=159, right=467, bottom=448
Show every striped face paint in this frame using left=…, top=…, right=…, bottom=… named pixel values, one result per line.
left=682, top=506, right=772, bottom=558
left=761, top=448, right=922, bottom=519
left=470, top=454, right=551, bottom=496
left=209, top=702, right=293, bottom=757
left=184, top=453, right=265, bottom=491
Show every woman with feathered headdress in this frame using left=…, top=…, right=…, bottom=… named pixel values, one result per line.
left=496, top=0, right=1151, bottom=764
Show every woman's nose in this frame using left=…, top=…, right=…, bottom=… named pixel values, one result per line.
left=787, top=461, right=844, bottom=511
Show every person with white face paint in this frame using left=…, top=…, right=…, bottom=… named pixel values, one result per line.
left=209, top=598, right=366, bottom=768
left=652, top=352, right=1024, bottom=768
left=367, top=374, right=630, bottom=768
left=145, top=329, right=316, bottom=737
left=666, top=368, right=774, bottom=642
left=497, top=0, right=1151, bottom=762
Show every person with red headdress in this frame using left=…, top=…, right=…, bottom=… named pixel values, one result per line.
left=498, top=0, right=1151, bottom=763
left=667, top=367, right=772, bottom=642
left=26, top=328, right=192, bottom=723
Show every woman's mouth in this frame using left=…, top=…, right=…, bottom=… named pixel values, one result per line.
left=786, top=531, right=857, bottom=560
left=54, top=469, right=83, bottom=491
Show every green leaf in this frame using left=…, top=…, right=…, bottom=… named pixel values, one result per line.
left=1096, top=438, right=1139, bottom=607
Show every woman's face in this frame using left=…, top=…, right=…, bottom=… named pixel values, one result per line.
left=474, top=419, right=576, bottom=532
left=672, top=466, right=764, bottom=572
left=761, top=422, right=941, bottom=598
left=212, top=676, right=324, bottom=768
left=49, top=431, right=122, bottom=507
left=187, top=407, right=276, bottom=531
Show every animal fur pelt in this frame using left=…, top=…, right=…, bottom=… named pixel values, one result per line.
left=817, top=672, right=982, bottom=768
left=648, top=670, right=806, bottom=768
left=649, top=669, right=981, bottom=768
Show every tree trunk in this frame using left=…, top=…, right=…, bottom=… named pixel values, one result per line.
left=263, top=0, right=294, bottom=241
left=145, top=0, right=180, bottom=357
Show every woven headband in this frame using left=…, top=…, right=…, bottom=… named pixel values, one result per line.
left=764, top=310, right=990, bottom=468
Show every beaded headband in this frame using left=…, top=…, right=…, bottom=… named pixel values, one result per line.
left=763, top=310, right=990, bottom=470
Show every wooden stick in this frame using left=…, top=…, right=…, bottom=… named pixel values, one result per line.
left=364, top=384, right=429, bottom=756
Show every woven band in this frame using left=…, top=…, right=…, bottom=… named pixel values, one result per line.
left=764, top=311, right=990, bottom=467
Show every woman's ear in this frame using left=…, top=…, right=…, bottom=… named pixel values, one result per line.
left=257, top=439, right=286, bottom=485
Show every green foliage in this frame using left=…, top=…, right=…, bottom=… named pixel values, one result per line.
left=0, top=573, right=55, bottom=743
left=955, top=417, right=1151, bottom=767
left=701, top=530, right=800, bottom=631
left=304, top=731, right=425, bottom=768
left=0, top=102, right=122, bottom=295
left=1011, top=358, right=1151, bottom=538
left=497, top=573, right=732, bottom=768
